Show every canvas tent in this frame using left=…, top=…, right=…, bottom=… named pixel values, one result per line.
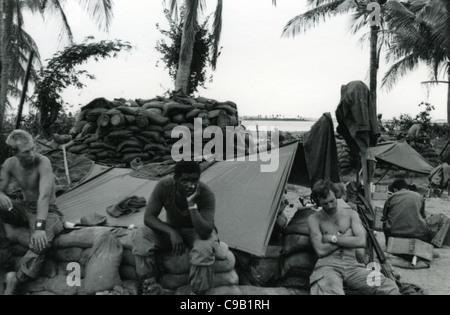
left=368, top=140, right=434, bottom=175
left=56, top=116, right=340, bottom=257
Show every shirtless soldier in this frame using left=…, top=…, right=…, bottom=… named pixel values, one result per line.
left=0, top=130, right=63, bottom=295
left=308, top=179, right=399, bottom=295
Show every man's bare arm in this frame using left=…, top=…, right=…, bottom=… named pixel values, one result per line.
left=307, top=214, right=339, bottom=258
left=37, top=157, right=54, bottom=221
left=0, top=160, right=13, bottom=210
left=323, top=210, right=366, bottom=249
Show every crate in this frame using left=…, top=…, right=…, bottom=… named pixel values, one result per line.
left=373, top=206, right=383, bottom=232
left=371, top=185, right=389, bottom=200
left=431, top=216, right=450, bottom=248
left=387, top=237, right=434, bottom=262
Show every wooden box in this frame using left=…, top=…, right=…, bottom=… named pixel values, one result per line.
left=431, top=216, right=450, bottom=248
left=387, top=237, right=434, bottom=262
left=373, top=206, right=383, bottom=232
left=371, top=185, right=389, bottom=200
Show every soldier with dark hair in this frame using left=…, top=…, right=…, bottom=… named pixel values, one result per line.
left=132, top=161, right=218, bottom=295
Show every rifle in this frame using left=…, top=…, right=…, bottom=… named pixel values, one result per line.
left=356, top=193, right=396, bottom=282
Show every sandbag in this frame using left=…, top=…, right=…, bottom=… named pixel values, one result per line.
left=52, top=247, right=83, bottom=262
left=118, top=139, right=143, bottom=152
left=84, top=232, right=123, bottom=295
left=90, top=142, right=116, bottom=151
left=140, top=131, right=164, bottom=143
left=68, top=144, right=89, bottom=154
left=96, top=113, right=110, bottom=128
left=142, top=101, right=165, bottom=110
left=45, top=275, right=78, bottom=295
left=284, top=208, right=317, bottom=235
left=144, top=125, right=164, bottom=133
left=186, top=109, right=202, bottom=120
left=172, top=113, right=187, bottom=124
left=192, top=102, right=207, bottom=110
left=281, top=252, right=317, bottom=277
left=216, top=104, right=237, bottom=116
left=207, top=109, right=222, bottom=120
left=106, top=108, right=121, bottom=116
left=282, top=235, right=312, bottom=256
left=86, top=108, right=108, bottom=122
left=162, top=251, right=236, bottom=274
left=163, top=123, right=179, bottom=131
left=111, top=113, right=126, bottom=127
left=117, top=106, right=137, bottom=115
left=124, top=115, right=136, bottom=125
left=135, top=115, right=149, bottom=129
left=145, top=108, right=163, bottom=115
left=140, top=109, right=170, bottom=126
left=107, top=130, right=134, bottom=139
left=81, top=123, right=95, bottom=137
left=163, top=102, right=192, bottom=117
left=144, top=143, right=170, bottom=153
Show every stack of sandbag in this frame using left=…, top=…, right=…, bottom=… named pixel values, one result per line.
left=277, top=208, right=318, bottom=290
left=158, top=241, right=239, bottom=294
left=3, top=225, right=138, bottom=295
left=336, top=138, right=355, bottom=176
left=66, top=96, right=239, bottom=164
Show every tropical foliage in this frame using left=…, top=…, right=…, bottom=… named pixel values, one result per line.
left=33, top=38, right=132, bottom=135
left=156, top=7, right=220, bottom=95
left=381, top=0, right=450, bottom=122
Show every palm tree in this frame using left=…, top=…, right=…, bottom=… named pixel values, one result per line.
left=0, top=0, right=114, bottom=133
left=168, top=0, right=223, bottom=95
left=382, top=0, right=450, bottom=122
left=281, top=0, right=393, bottom=112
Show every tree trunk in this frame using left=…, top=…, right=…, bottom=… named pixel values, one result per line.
left=0, top=0, right=6, bottom=134
left=447, top=67, right=450, bottom=124
left=370, top=25, right=379, bottom=114
left=174, top=0, right=199, bottom=95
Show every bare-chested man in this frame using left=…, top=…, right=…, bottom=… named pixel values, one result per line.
left=0, top=130, right=63, bottom=295
left=307, top=179, right=399, bottom=295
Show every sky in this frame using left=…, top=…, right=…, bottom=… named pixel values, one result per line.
left=18, top=0, right=449, bottom=121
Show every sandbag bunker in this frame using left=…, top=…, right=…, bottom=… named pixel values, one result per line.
left=66, top=96, right=240, bottom=164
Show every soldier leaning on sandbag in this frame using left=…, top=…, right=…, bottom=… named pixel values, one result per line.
left=0, top=130, right=64, bottom=295
left=132, top=161, right=218, bottom=295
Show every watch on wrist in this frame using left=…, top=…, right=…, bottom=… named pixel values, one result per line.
left=188, top=204, right=198, bottom=211
left=35, top=220, right=46, bottom=231
left=331, top=235, right=338, bottom=244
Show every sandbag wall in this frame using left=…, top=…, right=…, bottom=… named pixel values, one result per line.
left=159, top=241, right=239, bottom=295
left=66, top=96, right=239, bottom=164
left=3, top=226, right=238, bottom=295
left=336, top=137, right=356, bottom=176
left=277, top=208, right=318, bottom=290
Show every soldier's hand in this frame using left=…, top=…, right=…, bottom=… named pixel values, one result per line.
left=0, top=194, right=12, bottom=211
left=169, top=231, right=185, bottom=256
left=187, top=185, right=200, bottom=207
left=31, top=230, right=48, bottom=252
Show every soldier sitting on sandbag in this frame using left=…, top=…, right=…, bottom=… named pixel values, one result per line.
left=382, top=179, right=449, bottom=247
left=132, top=161, right=218, bottom=295
left=308, top=179, right=399, bottom=295
left=0, top=130, right=64, bottom=295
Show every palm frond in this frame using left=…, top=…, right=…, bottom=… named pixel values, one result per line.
left=282, top=0, right=347, bottom=38
left=167, top=0, right=179, bottom=21
left=76, top=0, right=114, bottom=32
left=211, top=0, right=222, bottom=70
left=382, top=53, right=421, bottom=90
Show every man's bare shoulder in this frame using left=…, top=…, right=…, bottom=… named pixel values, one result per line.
left=36, top=154, right=52, bottom=168
left=1, top=157, right=17, bottom=171
left=307, top=210, right=322, bottom=223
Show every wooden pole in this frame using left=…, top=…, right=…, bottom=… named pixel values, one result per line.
left=62, top=144, right=71, bottom=187
left=15, top=51, right=34, bottom=129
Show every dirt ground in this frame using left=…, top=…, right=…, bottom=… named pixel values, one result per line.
left=285, top=174, right=450, bottom=295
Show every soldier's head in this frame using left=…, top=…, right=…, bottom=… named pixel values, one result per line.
left=6, top=130, right=36, bottom=166
left=311, top=179, right=340, bottom=214
left=174, top=161, right=201, bottom=197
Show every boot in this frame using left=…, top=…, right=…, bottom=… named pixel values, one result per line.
left=141, top=277, right=172, bottom=295
left=5, top=272, right=20, bottom=295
